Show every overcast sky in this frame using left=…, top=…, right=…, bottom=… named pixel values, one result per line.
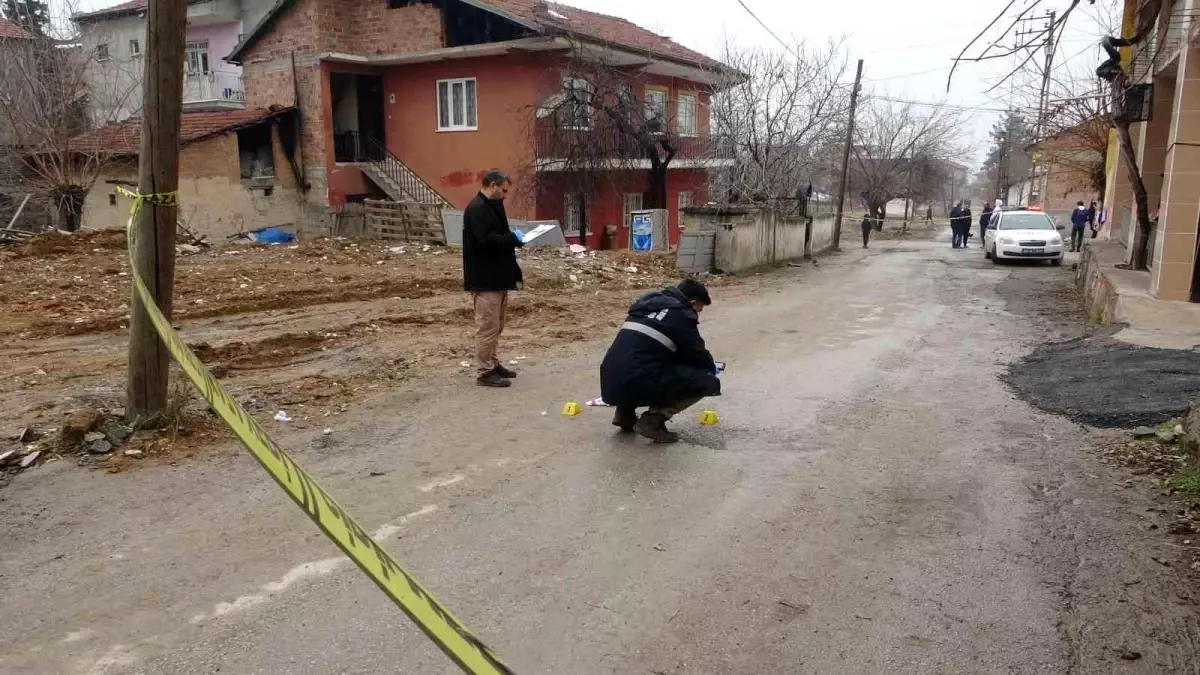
left=65, top=0, right=1120, bottom=170
left=561, top=0, right=1120, bottom=170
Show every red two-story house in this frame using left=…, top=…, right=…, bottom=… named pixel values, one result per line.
left=227, top=0, right=734, bottom=248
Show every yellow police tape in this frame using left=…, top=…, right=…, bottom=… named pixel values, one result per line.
left=116, top=187, right=513, bottom=675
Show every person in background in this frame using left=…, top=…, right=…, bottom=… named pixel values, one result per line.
left=1069, top=200, right=1089, bottom=252
left=861, top=213, right=874, bottom=249
left=1087, top=200, right=1100, bottom=238
left=949, top=201, right=964, bottom=248
left=600, top=279, right=721, bottom=444
left=979, top=202, right=994, bottom=247
left=462, top=170, right=524, bottom=388
left=960, top=201, right=974, bottom=246
left=925, top=204, right=934, bottom=224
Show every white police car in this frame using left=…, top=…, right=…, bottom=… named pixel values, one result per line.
left=983, top=209, right=1065, bottom=266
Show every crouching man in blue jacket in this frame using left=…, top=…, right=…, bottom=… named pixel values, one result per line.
left=600, top=279, right=721, bottom=444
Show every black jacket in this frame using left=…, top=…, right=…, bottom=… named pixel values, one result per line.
left=463, top=192, right=523, bottom=292
left=979, top=208, right=993, bottom=227
left=600, top=287, right=721, bottom=408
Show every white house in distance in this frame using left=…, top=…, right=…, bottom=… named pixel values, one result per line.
left=73, top=0, right=277, bottom=124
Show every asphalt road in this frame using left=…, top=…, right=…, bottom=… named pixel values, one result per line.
left=3, top=237, right=1198, bottom=674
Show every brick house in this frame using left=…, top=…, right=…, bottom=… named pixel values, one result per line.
left=1024, top=121, right=1104, bottom=225
left=226, top=0, right=735, bottom=248
left=72, top=106, right=306, bottom=240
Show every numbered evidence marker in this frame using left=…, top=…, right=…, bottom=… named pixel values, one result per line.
left=699, top=410, right=719, bottom=426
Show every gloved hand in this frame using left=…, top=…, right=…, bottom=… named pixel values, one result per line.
left=713, top=361, right=725, bottom=375
left=512, top=229, right=526, bottom=243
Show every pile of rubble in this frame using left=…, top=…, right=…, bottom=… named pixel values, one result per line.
left=519, top=245, right=687, bottom=291
left=1, top=407, right=137, bottom=476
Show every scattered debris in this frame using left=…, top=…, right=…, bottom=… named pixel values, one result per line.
left=585, top=397, right=609, bottom=407
left=17, top=426, right=40, bottom=443
left=0, top=449, right=16, bottom=466
left=123, top=449, right=143, bottom=458
left=322, top=428, right=334, bottom=436
left=274, top=411, right=292, bottom=423
left=19, top=451, right=40, bottom=468
left=1133, top=427, right=1157, bottom=439
left=84, top=431, right=105, bottom=443
left=88, top=439, right=114, bottom=455
left=1117, top=650, right=1143, bottom=661
left=176, top=244, right=203, bottom=254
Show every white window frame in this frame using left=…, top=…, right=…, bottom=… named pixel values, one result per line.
left=561, top=77, right=591, bottom=130
left=185, top=40, right=210, bottom=75
left=677, top=93, right=697, bottom=136
left=564, top=192, right=589, bottom=236
left=678, top=191, right=693, bottom=212
left=623, top=192, right=643, bottom=227
left=437, top=77, right=478, bottom=132
left=129, top=38, right=141, bottom=57
left=95, top=43, right=109, bottom=62
left=645, top=87, right=668, bottom=127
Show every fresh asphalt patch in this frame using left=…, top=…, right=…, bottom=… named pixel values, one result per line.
left=1004, top=334, right=1200, bottom=428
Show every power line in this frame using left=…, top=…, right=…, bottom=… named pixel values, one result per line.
left=866, top=94, right=1015, bottom=114
left=731, top=0, right=804, bottom=62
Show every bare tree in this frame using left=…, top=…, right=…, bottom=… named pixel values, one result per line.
left=526, top=39, right=716, bottom=239
left=850, top=97, right=967, bottom=227
left=707, top=38, right=850, bottom=203
left=0, top=1, right=139, bottom=230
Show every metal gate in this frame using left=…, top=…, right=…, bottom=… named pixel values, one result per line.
left=677, top=230, right=716, bottom=274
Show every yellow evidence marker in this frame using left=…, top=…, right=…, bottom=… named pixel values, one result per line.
left=562, top=401, right=583, bottom=416
left=699, top=410, right=719, bottom=425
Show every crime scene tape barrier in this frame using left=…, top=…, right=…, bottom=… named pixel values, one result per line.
left=117, top=187, right=513, bottom=675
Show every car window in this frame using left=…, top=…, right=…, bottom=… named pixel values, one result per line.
left=997, top=213, right=1055, bottom=230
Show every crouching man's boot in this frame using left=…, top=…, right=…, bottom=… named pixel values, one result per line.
left=612, top=406, right=638, bottom=433
left=634, top=411, right=679, bottom=444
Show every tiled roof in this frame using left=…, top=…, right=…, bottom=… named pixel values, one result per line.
left=0, top=18, right=34, bottom=39
left=74, top=0, right=148, bottom=21
left=479, top=1, right=721, bottom=69
left=69, top=107, right=290, bottom=154
left=230, top=0, right=725, bottom=71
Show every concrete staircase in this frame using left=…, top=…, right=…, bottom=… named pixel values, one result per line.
left=359, top=135, right=450, bottom=206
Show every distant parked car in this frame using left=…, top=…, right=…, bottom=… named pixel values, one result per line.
left=984, top=209, right=1065, bottom=266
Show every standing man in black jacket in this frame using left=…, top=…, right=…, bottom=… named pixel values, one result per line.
left=463, top=170, right=524, bottom=388
left=600, top=279, right=721, bottom=443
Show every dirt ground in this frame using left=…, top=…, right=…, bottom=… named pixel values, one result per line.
left=0, top=231, right=715, bottom=472
left=3, top=230, right=1200, bottom=675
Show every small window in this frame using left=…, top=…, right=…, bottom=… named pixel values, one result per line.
left=645, top=88, right=668, bottom=124
left=129, top=39, right=141, bottom=57
left=678, top=191, right=693, bottom=213
left=437, top=78, right=478, bottom=131
left=108, top=193, right=117, bottom=206
left=564, top=192, right=587, bottom=236
left=562, top=77, right=590, bottom=129
left=677, top=94, right=696, bottom=136
left=95, top=44, right=109, bottom=62
left=623, top=193, right=643, bottom=226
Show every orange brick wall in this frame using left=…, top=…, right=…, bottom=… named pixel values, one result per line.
left=344, top=2, right=443, bottom=56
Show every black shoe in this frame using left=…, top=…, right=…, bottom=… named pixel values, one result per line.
left=476, top=371, right=511, bottom=388
left=612, top=407, right=637, bottom=432
left=492, top=364, right=517, bottom=379
left=634, top=412, right=679, bottom=444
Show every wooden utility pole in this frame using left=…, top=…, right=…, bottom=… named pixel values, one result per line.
left=126, top=0, right=187, bottom=422
left=833, top=59, right=864, bottom=251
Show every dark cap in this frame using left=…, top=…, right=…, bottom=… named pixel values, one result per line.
left=676, top=278, right=712, bottom=306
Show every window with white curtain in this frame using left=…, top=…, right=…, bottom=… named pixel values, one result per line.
left=437, top=78, right=478, bottom=131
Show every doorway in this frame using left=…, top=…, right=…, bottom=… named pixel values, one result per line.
left=331, top=72, right=385, bottom=162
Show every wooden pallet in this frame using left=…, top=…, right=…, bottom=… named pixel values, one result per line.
left=365, top=200, right=445, bottom=245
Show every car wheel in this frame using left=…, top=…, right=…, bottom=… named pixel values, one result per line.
left=991, top=248, right=1001, bottom=264
left=985, top=246, right=992, bottom=260
left=1051, top=257, right=1063, bottom=267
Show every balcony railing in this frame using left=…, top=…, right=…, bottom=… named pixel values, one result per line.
left=534, top=120, right=734, bottom=168
left=333, top=131, right=385, bottom=163
left=183, top=71, right=245, bottom=107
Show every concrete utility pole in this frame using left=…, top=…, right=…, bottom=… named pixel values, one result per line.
left=1017, top=9, right=1058, bottom=206
left=126, top=0, right=187, bottom=422
left=833, top=59, right=864, bottom=251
